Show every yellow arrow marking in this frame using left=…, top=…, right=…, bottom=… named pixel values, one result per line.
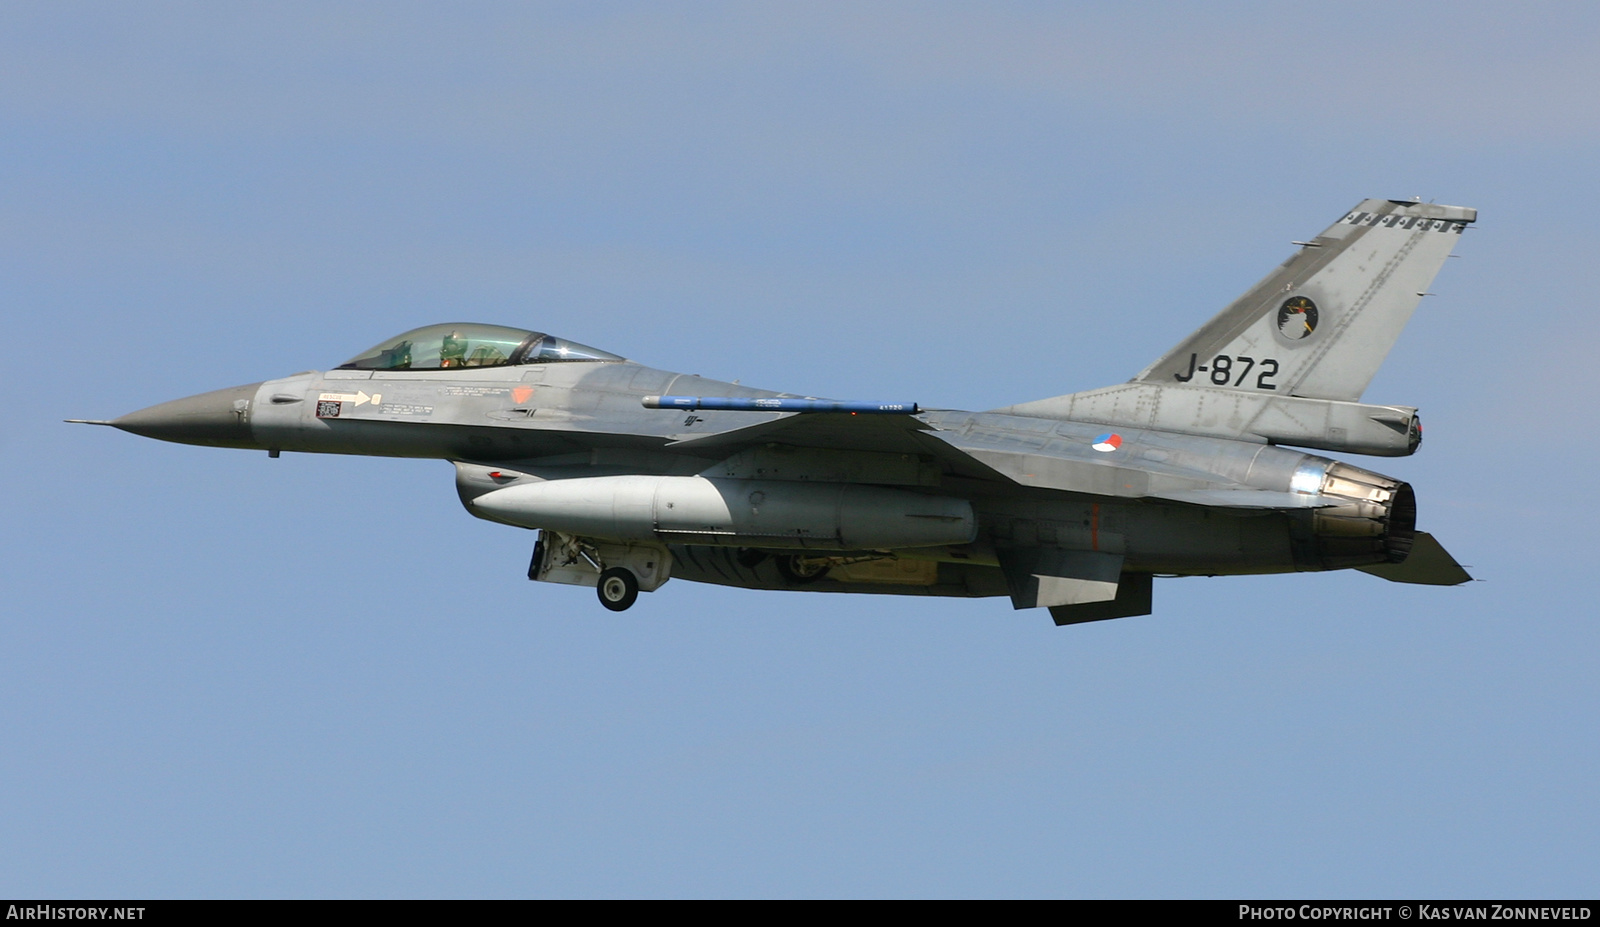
left=318, top=390, right=382, bottom=407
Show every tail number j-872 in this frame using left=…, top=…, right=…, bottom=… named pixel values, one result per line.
left=1172, top=353, right=1278, bottom=390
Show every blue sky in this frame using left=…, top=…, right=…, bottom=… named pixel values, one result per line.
left=3, top=2, right=1597, bottom=897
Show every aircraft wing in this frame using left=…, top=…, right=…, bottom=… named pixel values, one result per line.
left=667, top=412, right=1015, bottom=483
left=673, top=413, right=1343, bottom=504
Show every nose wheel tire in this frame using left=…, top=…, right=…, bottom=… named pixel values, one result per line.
left=597, top=567, right=640, bottom=611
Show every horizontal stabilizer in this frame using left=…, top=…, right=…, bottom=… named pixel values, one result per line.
left=1149, top=488, right=1344, bottom=509
left=1357, top=531, right=1472, bottom=585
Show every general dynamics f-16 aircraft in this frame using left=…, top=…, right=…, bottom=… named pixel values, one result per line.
left=75, top=199, right=1474, bottom=624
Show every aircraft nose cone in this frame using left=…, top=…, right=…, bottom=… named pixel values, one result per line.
left=112, top=382, right=265, bottom=449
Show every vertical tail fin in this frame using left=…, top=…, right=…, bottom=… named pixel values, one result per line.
left=1134, top=199, right=1476, bottom=401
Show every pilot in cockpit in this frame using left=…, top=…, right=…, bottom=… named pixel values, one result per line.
left=336, top=324, right=622, bottom=371
left=440, top=330, right=468, bottom=368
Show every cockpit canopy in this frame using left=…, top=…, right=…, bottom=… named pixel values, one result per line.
left=338, top=323, right=623, bottom=371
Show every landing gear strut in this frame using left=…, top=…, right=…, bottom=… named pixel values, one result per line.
left=597, top=567, right=640, bottom=611
left=528, top=531, right=670, bottom=611
left=775, top=554, right=830, bottom=585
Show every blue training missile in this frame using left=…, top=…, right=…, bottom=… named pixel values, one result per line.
left=642, top=396, right=920, bottom=414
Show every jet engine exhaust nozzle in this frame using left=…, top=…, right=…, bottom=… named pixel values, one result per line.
left=1294, top=461, right=1417, bottom=570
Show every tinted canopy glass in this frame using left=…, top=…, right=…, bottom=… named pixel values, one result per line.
left=338, top=323, right=622, bottom=370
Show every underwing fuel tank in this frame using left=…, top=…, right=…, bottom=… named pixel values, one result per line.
left=470, top=475, right=977, bottom=550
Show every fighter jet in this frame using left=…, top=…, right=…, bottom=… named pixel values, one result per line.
left=73, top=198, right=1474, bottom=624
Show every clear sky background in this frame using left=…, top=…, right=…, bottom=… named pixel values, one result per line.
left=3, top=2, right=1597, bottom=899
